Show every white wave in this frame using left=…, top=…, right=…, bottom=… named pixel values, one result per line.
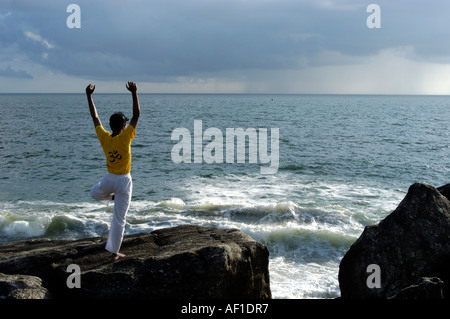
left=158, top=197, right=186, bottom=210
left=0, top=211, right=49, bottom=240
left=269, top=256, right=340, bottom=299
left=0, top=175, right=404, bottom=299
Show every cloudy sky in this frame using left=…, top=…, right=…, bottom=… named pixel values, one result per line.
left=1, top=0, right=450, bottom=94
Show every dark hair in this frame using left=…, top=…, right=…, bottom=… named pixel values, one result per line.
left=109, top=112, right=129, bottom=132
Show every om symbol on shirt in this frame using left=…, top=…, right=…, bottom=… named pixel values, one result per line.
left=108, top=150, right=122, bottom=162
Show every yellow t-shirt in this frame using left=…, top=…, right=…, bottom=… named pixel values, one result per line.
left=95, top=125, right=136, bottom=175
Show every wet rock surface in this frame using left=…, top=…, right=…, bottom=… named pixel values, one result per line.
left=0, top=225, right=271, bottom=299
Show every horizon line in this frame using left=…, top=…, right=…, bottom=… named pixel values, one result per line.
left=1, top=92, right=450, bottom=97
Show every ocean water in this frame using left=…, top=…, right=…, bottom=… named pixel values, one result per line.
left=0, top=93, right=449, bottom=298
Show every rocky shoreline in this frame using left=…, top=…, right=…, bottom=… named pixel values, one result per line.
left=339, top=182, right=450, bottom=299
left=2, top=182, right=449, bottom=300
left=0, top=225, right=271, bottom=299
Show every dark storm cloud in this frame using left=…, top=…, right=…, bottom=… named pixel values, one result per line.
left=1, top=0, right=450, bottom=89
left=0, top=66, right=33, bottom=79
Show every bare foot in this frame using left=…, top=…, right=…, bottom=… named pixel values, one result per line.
left=111, top=252, right=126, bottom=262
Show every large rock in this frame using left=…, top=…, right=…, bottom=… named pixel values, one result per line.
left=0, top=273, right=52, bottom=299
left=388, top=277, right=444, bottom=299
left=0, top=225, right=271, bottom=299
left=437, top=183, right=450, bottom=201
left=338, top=183, right=450, bottom=299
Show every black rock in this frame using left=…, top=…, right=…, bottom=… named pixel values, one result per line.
left=388, top=277, right=444, bottom=299
left=338, top=183, right=450, bottom=299
left=0, top=225, right=271, bottom=299
left=0, top=273, right=52, bottom=299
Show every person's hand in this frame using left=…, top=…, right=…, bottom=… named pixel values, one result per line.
left=126, top=81, right=137, bottom=93
left=86, top=83, right=96, bottom=96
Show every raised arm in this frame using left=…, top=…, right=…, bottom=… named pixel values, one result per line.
left=86, top=83, right=101, bottom=127
left=126, top=81, right=140, bottom=128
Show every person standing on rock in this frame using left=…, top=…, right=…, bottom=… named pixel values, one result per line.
left=86, top=81, right=141, bottom=261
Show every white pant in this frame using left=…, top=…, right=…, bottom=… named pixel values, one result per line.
left=89, top=173, right=132, bottom=254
